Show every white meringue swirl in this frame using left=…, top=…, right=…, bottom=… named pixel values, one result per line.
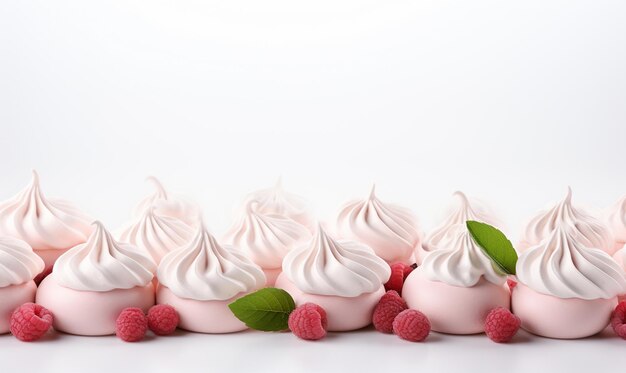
left=0, top=237, right=45, bottom=287
left=282, top=225, right=390, bottom=297
left=0, top=171, right=93, bottom=251
left=520, top=187, right=613, bottom=253
left=54, top=221, right=156, bottom=291
left=158, top=225, right=266, bottom=301
left=223, top=200, right=312, bottom=269
left=244, top=178, right=313, bottom=228
left=517, top=224, right=626, bottom=300
left=336, top=185, right=421, bottom=264
left=421, top=224, right=507, bottom=287
left=607, top=194, right=626, bottom=245
left=133, top=177, right=200, bottom=226
left=118, top=208, right=194, bottom=265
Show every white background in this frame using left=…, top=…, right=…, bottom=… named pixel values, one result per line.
left=1, top=1, right=626, bottom=372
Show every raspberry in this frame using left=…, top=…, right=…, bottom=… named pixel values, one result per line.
left=33, top=267, right=53, bottom=286
left=384, top=263, right=415, bottom=295
left=10, top=303, right=53, bottom=342
left=484, top=307, right=520, bottom=343
left=372, top=290, right=408, bottom=333
left=147, top=305, right=179, bottom=336
left=116, top=308, right=148, bottom=342
left=403, top=263, right=417, bottom=279
left=392, top=309, right=430, bottom=342
left=507, top=279, right=517, bottom=291
left=288, top=303, right=327, bottom=341
left=611, top=301, right=626, bottom=339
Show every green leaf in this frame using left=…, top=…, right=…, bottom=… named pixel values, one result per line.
left=466, top=220, right=518, bottom=275
left=228, top=287, right=296, bottom=332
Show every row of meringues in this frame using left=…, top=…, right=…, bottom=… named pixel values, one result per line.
left=1, top=170, right=626, bottom=341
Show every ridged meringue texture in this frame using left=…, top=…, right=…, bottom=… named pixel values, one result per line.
left=421, top=224, right=507, bottom=287
left=54, top=221, right=156, bottom=292
left=243, top=178, right=313, bottom=228
left=0, top=170, right=93, bottom=251
left=425, top=191, right=498, bottom=251
left=118, top=207, right=194, bottom=264
left=223, top=200, right=312, bottom=269
left=607, top=194, right=626, bottom=247
left=0, top=237, right=45, bottom=287
left=517, top=225, right=626, bottom=300
left=519, top=187, right=614, bottom=254
left=158, top=224, right=266, bottom=301
left=133, top=176, right=200, bottom=227
left=282, top=225, right=391, bottom=297
left=336, top=185, right=421, bottom=264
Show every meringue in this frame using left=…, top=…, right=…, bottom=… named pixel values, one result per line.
left=118, top=207, right=194, bottom=264
left=133, top=176, right=200, bottom=226
left=54, top=221, right=156, bottom=292
left=519, top=187, right=614, bottom=254
left=243, top=178, right=313, bottom=228
left=0, top=237, right=44, bottom=288
left=0, top=171, right=93, bottom=267
left=282, top=225, right=390, bottom=297
left=158, top=225, right=266, bottom=301
left=516, top=224, right=626, bottom=300
left=607, top=194, right=626, bottom=252
left=336, top=185, right=421, bottom=264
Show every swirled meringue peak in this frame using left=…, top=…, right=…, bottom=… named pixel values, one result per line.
left=282, top=225, right=391, bottom=297
left=336, top=185, right=421, bottom=264
left=607, top=194, right=626, bottom=248
left=54, top=221, right=156, bottom=292
left=425, top=191, right=498, bottom=252
left=132, top=176, right=200, bottom=227
left=421, top=224, right=507, bottom=287
left=517, top=224, right=626, bottom=300
left=243, top=178, right=313, bottom=228
left=0, top=237, right=45, bottom=287
left=118, top=207, right=194, bottom=264
left=520, top=187, right=613, bottom=254
left=0, top=171, right=93, bottom=251
left=223, top=200, right=312, bottom=269
left=158, top=224, right=266, bottom=301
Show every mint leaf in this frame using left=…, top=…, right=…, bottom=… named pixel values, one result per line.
left=466, top=220, right=518, bottom=275
left=228, top=288, right=296, bottom=331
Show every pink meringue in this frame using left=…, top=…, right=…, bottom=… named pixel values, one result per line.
left=132, top=176, right=200, bottom=227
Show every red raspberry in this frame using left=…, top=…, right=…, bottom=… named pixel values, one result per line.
left=403, top=263, right=417, bottom=279
left=484, top=307, right=520, bottom=343
left=288, top=303, right=327, bottom=341
left=10, top=303, right=53, bottom=342
left=385, top=263, right=415, bottom=295
left=507, top=279, right=517, bottom=291
left=147, top=305, right=179, bottom=336
left=610, top=301, right=626, bottom=339
left=33, top=267, right=53, bottom=286
left=372, top=290, right=408, bottom=333
left=392, top=309, right=430, bottom=342
left=116, top=308, right=148, bottom=342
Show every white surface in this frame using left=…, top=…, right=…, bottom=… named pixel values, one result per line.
left=1, top=1, right=626, bottom=372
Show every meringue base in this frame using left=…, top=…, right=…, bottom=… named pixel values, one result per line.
left=35, top=249, right=68, bottom=274
left=275, top=273, right=384, bottom=331
left=0, top=281, right=37, bottom=334
left=36, top=275, right=155, bottom=336
left=511, top=283, right=616, bottom=339
left=263, top=268, right=281, bottom=286
left=157, top=285, right=248, bottom=333
left=402, top=268, right=510, bottom=334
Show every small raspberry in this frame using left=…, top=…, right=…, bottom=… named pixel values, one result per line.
left=611, top=301, right=626, bottom=339
left=392, top=309, right=430, bottom=342
left=484, top=307, right=520, bottom=343
left=373, top=290, right=408, bottom=333
left=507, top=279, right=517, bottom=291
left=116, top=308, right=148, bottom=342
left=385, top=263, right=413, bottom=295
left=147, top=305, right=179, bottom=336
left=10, top=303, right=53, bottom=342
left=288, top=303, right=327, bottom=341
left=403, top=263, right=417, bottom=280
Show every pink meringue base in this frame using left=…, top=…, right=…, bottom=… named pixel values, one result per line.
left=511, top=283, right=616, bottom=339
left=35, top=249, right=68, bottom=274
left=275, top=273, right=384, bottom=331
left=156, top=285, right=248, bottom=333
left=0, top=281, right=37, bottom=334
left=402, top=268, right=510, bottom=334
left=36, top=275, right=155, bottom=336
left=262, top=268, right=281, bottom=286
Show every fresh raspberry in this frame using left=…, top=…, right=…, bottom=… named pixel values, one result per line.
left=116, top=308, right=148, bottom=342
left=10, top=303, right=53, bottom=342
left=392, top=309, right=430, bottom=342
left=484, top=307, right=520, bottom=343
left=385, top=263, right=413, bottom=295
left=507, top=279, right=517, bottom=291
left=288, top=303, right=327, bottom=341
left=372, top=290, right=408, bottom=333
left=147, top=305, right=179, bottom=336
left=403, top=263, right=417, bottom=280
left=610, top=301, right=626, bottom=339
left=33, top=267, right=53, bottom=286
